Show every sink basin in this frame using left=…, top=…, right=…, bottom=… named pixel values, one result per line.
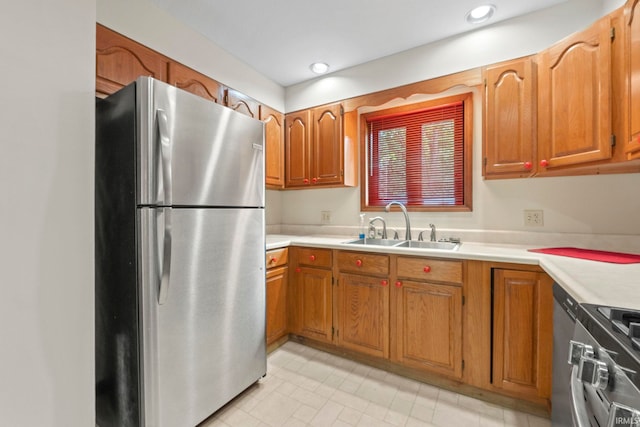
left=396, top=240, right=460, bottom=251
left=343, top=238, right=405, bottom=247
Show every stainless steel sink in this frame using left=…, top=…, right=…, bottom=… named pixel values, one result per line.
left=396, top=240, right=460, bottom=251
left=342, top=238, right=460, bottom=251
left=343, top=238, right=405, bottom=247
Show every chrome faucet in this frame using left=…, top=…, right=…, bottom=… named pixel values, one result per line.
left=368, top=216, right=387, bottom=239
left=384, top=201, right=411, bottom=241
left=429, top=223, right=436, bottom=242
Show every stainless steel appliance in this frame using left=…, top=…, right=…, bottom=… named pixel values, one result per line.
left=552, top=283, right=640, bottom=426
left=95, top=77, right=266, bottom=427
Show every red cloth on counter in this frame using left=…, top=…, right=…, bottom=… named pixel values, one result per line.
left=528, top=247, right=640, bottom=264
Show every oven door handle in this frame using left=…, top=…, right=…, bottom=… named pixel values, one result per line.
left=570, top=364, right=592, bottom=427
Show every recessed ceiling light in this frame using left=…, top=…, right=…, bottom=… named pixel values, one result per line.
left=310, top=62, right=330, bottom=74
left=466, top=4, right=496, bottom=24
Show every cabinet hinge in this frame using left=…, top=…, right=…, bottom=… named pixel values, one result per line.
left=483, top=157, right=488, bottom=166
left=483, top=78, right=487, bottom=87
left=610, top=27, right=616, bottom=41
left=462, top=360, right=465, bottom=370
left=462, top=295, right=466, bottom=305
left=340, top=105, right=344, bottom=116
left=223, top=93, right=229, bottom=105
left=611, top=134, right=616, bottom=147
left=332, top=327, right=334, bottom=338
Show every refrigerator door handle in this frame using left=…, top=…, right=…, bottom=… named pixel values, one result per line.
left=158, top=207, right=172, bottom=305
left=156, top=109, right=173, bottom=205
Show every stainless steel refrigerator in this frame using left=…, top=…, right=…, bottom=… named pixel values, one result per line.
left=95, top=77, right=266, bottom=427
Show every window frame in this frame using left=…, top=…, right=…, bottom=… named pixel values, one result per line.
left=359, top=92, right=474, bottom=212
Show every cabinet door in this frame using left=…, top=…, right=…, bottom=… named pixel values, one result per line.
left=537, top=16, right=612, bottom=170
left=96, top=24, right=168, bottom=97
left=266, top=266, right=288, bottom=345
left=285, top=110, right=312, bottom=187
left=626, top=0, right=640, bottom=157
left=167, top=62, right=223, bottom=104
left=312, top=104, right=343, bottom=186
left=293, top=266, right=333, bottom=342
left=225, top=88, right=260, bottom=119
left=261, top=106, right=285, bottom=189
left=492, top=269, right=553, bottom=399
left=337, top=273, right=389, bottom=358
left=484, top=57, right=536, bottom=178
left=394, top=280, right=462, bottom=379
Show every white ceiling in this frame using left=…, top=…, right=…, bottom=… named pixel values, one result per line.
left=150, top=0, right=568, bottom=87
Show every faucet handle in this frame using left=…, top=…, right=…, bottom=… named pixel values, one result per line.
left=417, top=230, right=425, bottom=241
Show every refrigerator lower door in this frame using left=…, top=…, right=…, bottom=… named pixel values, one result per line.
left=138, top=207, right=266, bottom=427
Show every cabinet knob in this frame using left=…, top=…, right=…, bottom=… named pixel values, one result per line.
left=303, top=178, right=310, bottom=184
left=312, top=177, right=318, bottom=184
left=524, top=161, right=532, bottom=170
left=309, top=255, right=316, bottom=261
left=355, top=259, right=363, bottom=267
left=269, top=257, right=277, bottom=264
left=295, top=267, right=301, bottom=273
left=395, top=281, right=402, bottom=288
left=423, top=266, right=431, bottom=273
left=381, top=280, right=388, bottom=286
left=540, top=159, right=549, bottom=168
left=637, top=135, right=640, bottom=144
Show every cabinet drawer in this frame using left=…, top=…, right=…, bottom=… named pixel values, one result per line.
left=266, top=248, right=288, bottom=269
left=337, top=251, right=389, bottom=276
left=397, top=257, right=462, bottom=284
left=296, top=247, right=332, bottom=268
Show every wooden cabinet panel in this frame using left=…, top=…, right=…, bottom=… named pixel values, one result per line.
left=167, top=62, right=223, bottom=103
left=396, top=257, right=462, bottom=284
left=96, top=24, right=168, bottom=97
left=537, top=16, right=613, bottom=170
left=285, top=110, right=312, bottom=187
left=393, top=280, right=462, bottom=379
left=626, top=0, right=640, bottom=157
left=266, top=248, right=288, bottom=269
left=260, top=106, right=285, bottom=189
left=313, top=104, right=343, bottom=185
left=483, top=57, right=536, bottom=178
left=296, top=247, right=332, bottom=268
left=225, top=88, right=260, bottom=119
left=294, top=266, right=333, bottom=342
left=336, top=251, right=389, bottom=276
left=492, top=268, right=553, bottom=400
left=266, top=266, right=288, bottom=345
left=337, top=273, right=389, bottom=358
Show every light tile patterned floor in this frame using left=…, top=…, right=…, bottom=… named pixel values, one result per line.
left=200, top=341, right=551, bottom=427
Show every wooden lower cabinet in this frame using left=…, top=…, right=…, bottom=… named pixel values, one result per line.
left=491, top=268, right=553, bottom=402
left=393, top=280, right=463, bottom=379
left=337, top=272, right=390, bottom=358
left=290, top=247, right=333, bottom=343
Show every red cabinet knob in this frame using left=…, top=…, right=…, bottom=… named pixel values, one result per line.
left=295, top=267, right=301, bottom=273
left=312, top=177, right=318, bottom=184
left=637, top=135, right=640, bottom=144
left=303, top=178, right=310, bottom=184
left=524, top=161, right=532, bottom=170
left=540, top=159, right=549, bottom=167
left=309, top=255, right=316, bottom=261
left=423, top=266, right=431, bottom=273
left=269, top=257, right=277, bottom=264
left=395, top=281, right=402, bottom=288
left=355, top=259, right=363, bottom=267
left=381, top=280, right=388, bottom=286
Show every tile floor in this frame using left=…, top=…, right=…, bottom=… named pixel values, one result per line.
left=200, top=341, right=551, bottom=427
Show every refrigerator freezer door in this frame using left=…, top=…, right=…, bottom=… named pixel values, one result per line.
left=137, top=77, right=265, bottom=208
left=138, top=207, right=266, bottom=427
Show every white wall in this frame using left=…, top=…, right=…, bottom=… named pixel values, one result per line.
left=0, top=1, right=95, bottom=426
left=97, top=0, right=286, bottom=112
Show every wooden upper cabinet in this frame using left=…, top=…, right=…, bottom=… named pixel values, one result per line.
left=483, top=57, right=537, bottom=178
left=167, top=62, right=223, bottom=103
left=313, top=104, right=344, bottom=186
left=537, top=15, right=613, bottom=171
left=492, top=268, right=553, bottom=401
left=285, top=103, right=344, bottom=188
left=626, top=0, right=640, bottom=158
left=225, top=88, right=260, bottom=119
left=261, top=106, right=285, bottom=189
left=96, top=24, right=168, bottom=97
left=285, top=110, right=312, bottom=187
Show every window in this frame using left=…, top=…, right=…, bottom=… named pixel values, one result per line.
left=361, top=93, right=473, bottom=211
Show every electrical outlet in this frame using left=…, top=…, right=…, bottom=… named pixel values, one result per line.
left=321, top=210, right=332, bottom=224
left=524, top=209, right=544, bottom=226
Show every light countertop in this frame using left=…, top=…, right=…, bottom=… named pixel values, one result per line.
left=266, top=234, right=640, bottom=310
